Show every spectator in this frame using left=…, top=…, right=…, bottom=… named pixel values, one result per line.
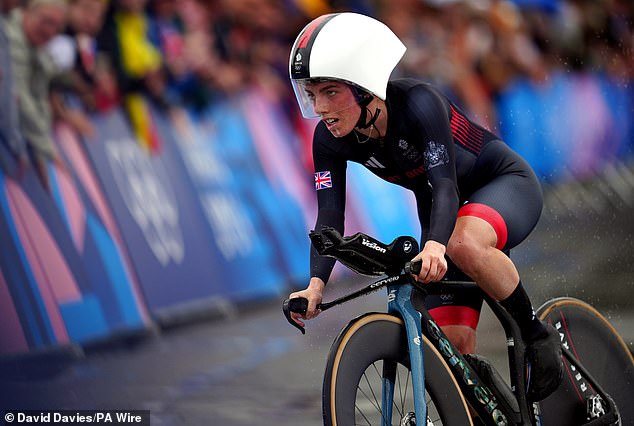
left=47, top=0, right=109, bottom=138
left=375, top=0, right=498, bottom=130
left=97, top=0, right=172, bottom=153
left=148, top=0, right=213, bottom=111
left=0, top=4, right=27, bottom=177
left=1, top=0, right=20, bottom=15
left=4, top=0, right=68, bottom=191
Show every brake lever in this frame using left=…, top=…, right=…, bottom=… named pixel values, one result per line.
left=282, top=297, right=309, bottom=335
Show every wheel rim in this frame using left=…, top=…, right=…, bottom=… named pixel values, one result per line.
left=537, top=297, right=634, bottom=424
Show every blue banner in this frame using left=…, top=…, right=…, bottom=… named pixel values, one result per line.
left=497, top=72, right=634, bottom=181
left=0, top=170, right=80, bottom=350
left=153, top=105, right=290, bottom=302
left=50, top=124, right=150, bottom=340
left=83, top=109, right=231, bottom=313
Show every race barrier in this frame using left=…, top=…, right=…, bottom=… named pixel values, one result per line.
left=0, top=130, right=151, bottom=358
left=0, top=90, right=314, bottom=359
left=497, top=72, right=633, bottom=181
left=0, top=73, right=632, bottom=359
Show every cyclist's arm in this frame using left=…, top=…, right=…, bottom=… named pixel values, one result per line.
left=289, top=126, right=346, bottom=326
left=310, top=124, right=347, bottom=285
left=408, top=85, right=459, bottom=246
left=407, top=86, right=459, bottom=281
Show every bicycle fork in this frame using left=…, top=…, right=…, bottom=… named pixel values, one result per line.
left=386, top=284, right=428, bottom=426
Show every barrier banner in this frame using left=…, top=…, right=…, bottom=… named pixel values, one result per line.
left=83, top=109, right=232, bottom=314
left=498, top=73, right=633, bottom=180
left=51, top=123, right=150, bottom=339
left=0, top=174, right=35, bottom=354
left=0, top=261, right=29, bottom=354
left=0, top=169, right=81, bottom=352
left=164, top=103, right=293, bottom=301
left=237, top=91, right=311, bottom=285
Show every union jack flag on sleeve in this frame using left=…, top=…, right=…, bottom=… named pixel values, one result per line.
left=314, top=171, right=332, bottom=190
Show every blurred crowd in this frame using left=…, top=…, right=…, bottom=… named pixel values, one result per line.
left=0, top=0, right=633, bottom=190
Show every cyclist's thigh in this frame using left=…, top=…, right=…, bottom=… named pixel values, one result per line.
left=460, top=140, right=543, bottom=251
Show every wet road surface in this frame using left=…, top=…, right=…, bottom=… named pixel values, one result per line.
left=1, top=277, right=632, bottom=426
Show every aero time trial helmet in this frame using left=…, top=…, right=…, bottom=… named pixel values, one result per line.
left=289, top=13, right=406, bottom=119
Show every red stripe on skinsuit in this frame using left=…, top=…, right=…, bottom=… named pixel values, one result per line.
left=429, top=306, right=481, bottom=329
left=458, top=203, right=508, bottom=250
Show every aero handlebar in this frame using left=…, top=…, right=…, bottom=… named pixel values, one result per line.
left=282, top=260, right=422, bottom=334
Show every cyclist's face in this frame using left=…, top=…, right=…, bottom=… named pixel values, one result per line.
left=303, top=81, right=360, bottom=138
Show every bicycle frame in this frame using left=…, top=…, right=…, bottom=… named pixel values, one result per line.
left=283, top=271, right=622, bottom=425
left=283, top=272, right=527, bottom=425
left=386, top=276, right=532, bottom=426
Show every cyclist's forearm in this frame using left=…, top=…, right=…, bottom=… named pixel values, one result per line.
left=310, top=207, right=344, bottom=284
left=426, top=177, right=459, bottom=246
left=310, top=246, right=336, bottom=284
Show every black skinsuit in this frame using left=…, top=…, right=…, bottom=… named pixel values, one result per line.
left=310, top=78, right=543, bottom=327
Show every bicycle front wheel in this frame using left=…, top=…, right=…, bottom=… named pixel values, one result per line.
left=537, top=297, right=634, bottom=425
left=322, top=313, right=473, bottom=426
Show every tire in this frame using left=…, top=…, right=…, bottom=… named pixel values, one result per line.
left=322, top=313, right=473, bottom=425
left=537, top=297, right=634, bottom=426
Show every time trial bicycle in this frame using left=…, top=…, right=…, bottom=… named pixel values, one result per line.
left=282, top=228, right=633, bottom=425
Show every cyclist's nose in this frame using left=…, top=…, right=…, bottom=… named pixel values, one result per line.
left=313, top=94, right=329, bottom=115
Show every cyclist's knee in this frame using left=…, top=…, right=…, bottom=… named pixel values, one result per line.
left=447, top=233, right=487, bottom=277
left=441, top=325, right=477, bottom=354
left=447, top=217, right=498, bottom=272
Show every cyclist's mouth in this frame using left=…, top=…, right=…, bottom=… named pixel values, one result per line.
left=324, top=117, right=339, bottom=129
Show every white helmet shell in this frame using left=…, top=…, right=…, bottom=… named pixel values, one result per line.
left=289, top=13, right=406, bottom=118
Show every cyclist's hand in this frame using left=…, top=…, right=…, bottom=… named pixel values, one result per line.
left=288, top=277, right=324, bottom=328
left=411, top=240, right=447, bottom=283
